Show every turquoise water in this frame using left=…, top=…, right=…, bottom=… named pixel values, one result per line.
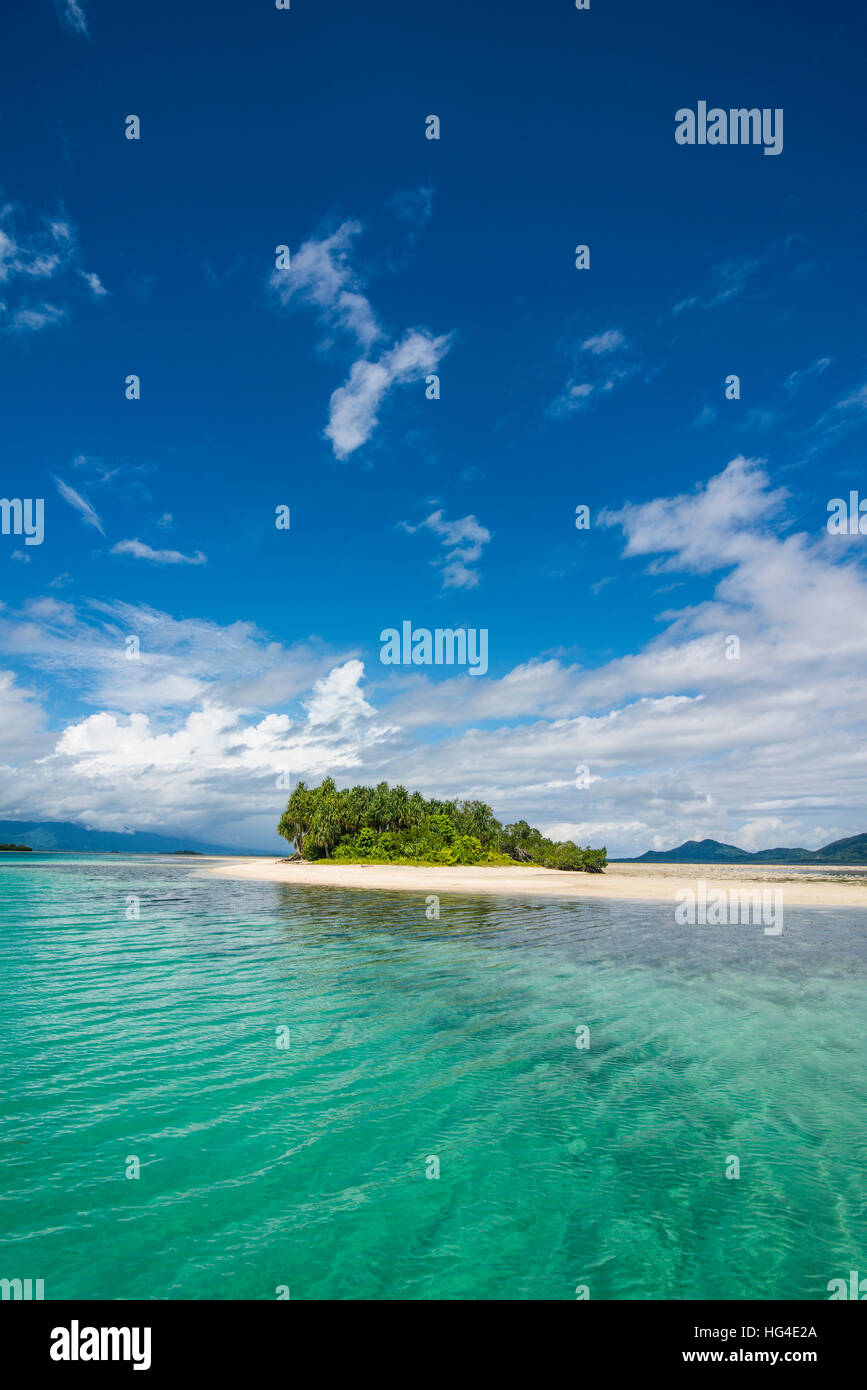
left=1, top=854, right=865, bottom=1301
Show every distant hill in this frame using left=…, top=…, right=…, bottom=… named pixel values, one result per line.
left=620, top=833, right=867, bottom=866
left=0, top=820, right=260, bottom=856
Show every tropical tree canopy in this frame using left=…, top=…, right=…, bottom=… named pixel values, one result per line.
left=277, top=780, right=606, bottom=872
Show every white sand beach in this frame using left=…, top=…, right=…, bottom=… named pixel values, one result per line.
left=207, top=858, right=867, bottom=909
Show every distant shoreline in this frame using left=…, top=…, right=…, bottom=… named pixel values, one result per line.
left=207, top=858, right=867, bottom=908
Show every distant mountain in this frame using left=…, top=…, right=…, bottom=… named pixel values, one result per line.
left=620, top=833, right=867, bottom=865
left=0, top=820, right=261, bottom=856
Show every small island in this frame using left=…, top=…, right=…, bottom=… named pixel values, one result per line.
left=277, top=778, right=607, bottom=872
left=0, top=842, right=33, bottom=852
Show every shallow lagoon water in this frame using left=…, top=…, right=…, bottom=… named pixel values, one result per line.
left=1, top=854, right=865, bottom=1300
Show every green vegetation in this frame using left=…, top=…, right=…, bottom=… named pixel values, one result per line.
left=0, top=843, right=32, bottom=852
left=278, top=779, right=606, bottom=872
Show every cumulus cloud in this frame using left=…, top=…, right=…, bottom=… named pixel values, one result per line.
left=600, top=455, right=788, bottom=573
left=3, top=459, right=867, bottom=854
left=25, top=660, right=393, bottom=847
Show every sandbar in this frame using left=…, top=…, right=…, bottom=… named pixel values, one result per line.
left=207, top=858, right=867, bottom=909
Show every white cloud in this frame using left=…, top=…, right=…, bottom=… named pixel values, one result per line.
left=0, top=669, right=50, bottom=762
left=600, top=456, right=787, bottom=573
left=0, top=599, right=354, bottom=717
left=268, top=220, right=381, bottom=349
left=79, top=270, right=107, bottom=297
left=3, top=459, right=867, bottom=854
left=671, top=255, right=761, bottom=315
left=111, top=539, right=207, bottom=566
left=833, top=383, right=867, bottom=415
left=305, top=659, right=376, bottom=727
left=388, top=186, right=434, bottom=231
left=7, top=303, right=67, bottom=332
left=270, top=212, right=452, bottom=458
left=784, top=356, right=831, bottom=395
left=326, top=328, right=451, bottom=458
left=0, top=207, right=102, bottom=332
left=582, top=329, right=626, bottom=355
left=549, top=328, right=638, bottom=418
left=401, top=508, right=491, bottom=590
left=549, top=380, right=595, bottom=415
left=55, top=0, right=89, bottom=37
left=54, top=476, right=105, bottom=535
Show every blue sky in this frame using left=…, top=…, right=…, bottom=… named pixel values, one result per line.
left=1, top=0, right=866, bottom=853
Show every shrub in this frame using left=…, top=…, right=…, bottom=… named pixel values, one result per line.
left=451, top=834, right=483, bottom=865
left=544, top=841, right=584, bottom=871
left=356, top=827, right=377, bottom=856
left=581, top=847, right=608, bottom=873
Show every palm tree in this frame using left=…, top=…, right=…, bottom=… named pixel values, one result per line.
left=310, top=776, right=344, bottom=858
left=388, top=784, right=412, bottom=831
left=277, top=780, right=313, bottom=856
left=370, top=781, right=391, bottom=832
left=341, top=786, right=367, bottom=835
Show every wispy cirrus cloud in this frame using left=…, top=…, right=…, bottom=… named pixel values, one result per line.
left=581, top=328, right=627, bottom=355
left=784, top=356, right=831, bottom=395
left=0, top=206, right=105, bottom=333
left=54, top=0, right=89, bottom=38
left=548, top=325, right=637, bottom=417
left=672, top=255, right=761, bottom=314
left=53, top=476, right=105, bottom=535
left=111, top=540, right=208, bottom=566
left=389, top=186, right=433, bottom=227
left=807, top=379, right=867, bottom=454
left=670, top=238, right=804, bottom=318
